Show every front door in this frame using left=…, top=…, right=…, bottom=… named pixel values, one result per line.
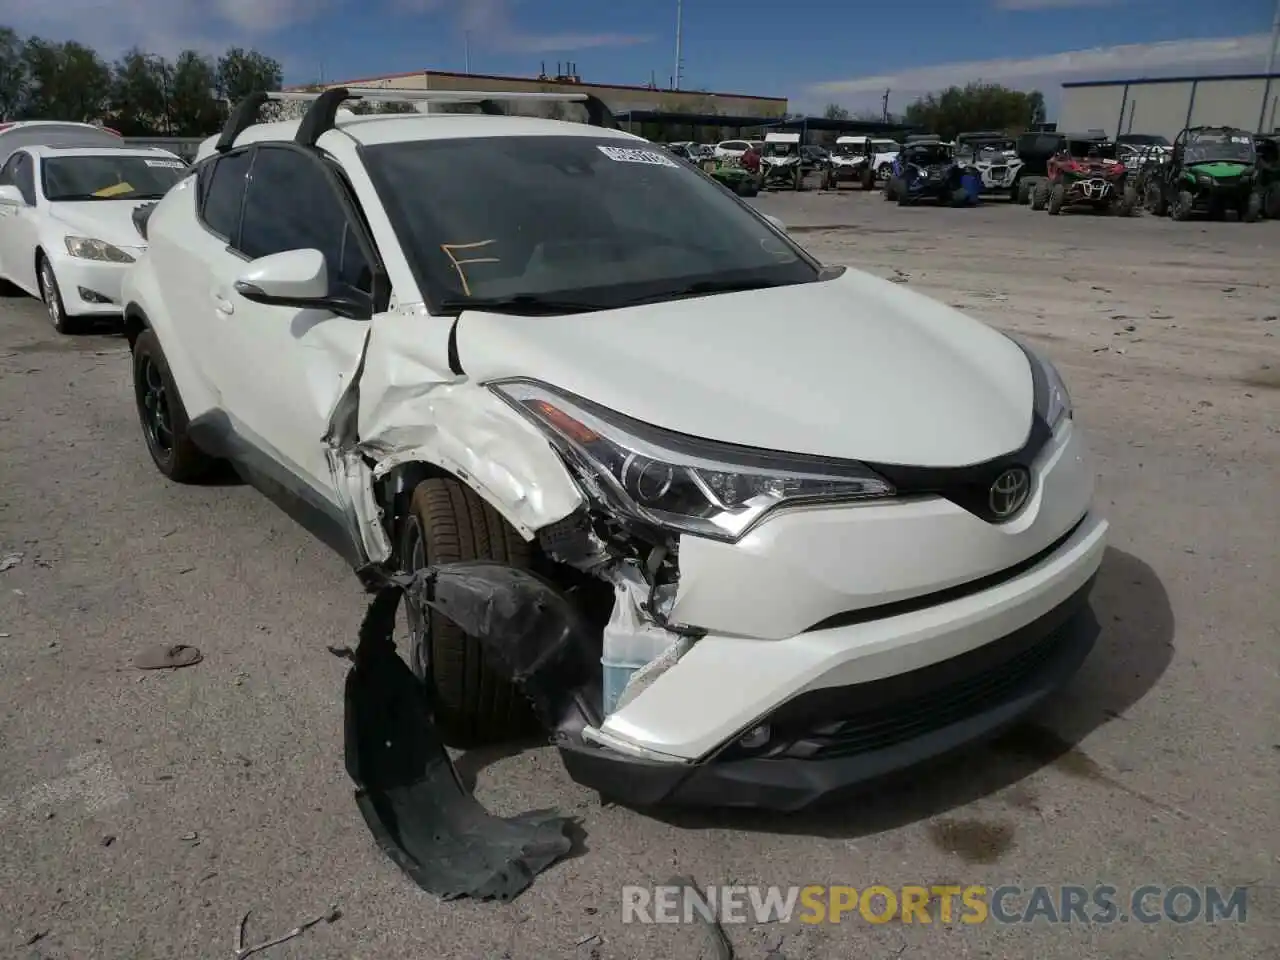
left=194, top=145, right=376, bottom=505
left=0, top=152, right=41, bottom=294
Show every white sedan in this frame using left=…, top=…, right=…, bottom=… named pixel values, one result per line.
left=0, top=144, right=188, bottom=333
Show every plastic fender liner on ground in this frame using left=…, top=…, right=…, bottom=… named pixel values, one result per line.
left=343, top=563, right=602, bottom=901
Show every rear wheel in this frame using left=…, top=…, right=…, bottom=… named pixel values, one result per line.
left=1145, top=182, right=1168, bottom=216
left=401, top=477, right=535, bottom=746
left=131, top=329, right=215, bottom=482
left=860, top=166, right=875, bottom=190
left=1112, top=186, right=1138, bottom=217
left=1030, top=180, right=1048, bottom=210
left=1264, top=183, right=1280, bottom=219
left=1016, top=178, right=1032, bottom=205
left=950, top=186, right=970, bottom=207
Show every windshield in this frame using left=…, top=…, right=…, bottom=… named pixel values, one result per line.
left=364, top=135, right=820, bottom=311
left=764, top=141, right=795, bottom=156
left=973, top=139, right=1015, bottom=155
left=905, top=144, right=951, bottom=165
left=40, top=154, right=187, bottom=201
left=1184, top=131, right=1255, bottom=165
left=1067, top=140, right=1116, bottom=160
left=871, top=140, right=898, bottom=152
left=833, top=142, right=864, bottom=156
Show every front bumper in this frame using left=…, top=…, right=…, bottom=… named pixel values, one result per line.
left=48, top=249, right=136, bottom=317
left=562, top=568, right=1100, bottom=811
left=558, top=420, right=1108, bottom=810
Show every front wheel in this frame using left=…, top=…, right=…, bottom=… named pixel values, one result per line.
left=1047, top=182, right=1066, bottom=215
left=131, top=329, right=215, bottom=482
left=1145, top=182, right=1168, bottom=216
left=1171, top=189, right=1194, bottom=221
left=1243, top=190, right=1262, bottom=223
left=37, top=255, right=77, bottom=335
left=1030, top=180, right=1048, bottom=210
left=860, top=166, right=875, bottom=190
left=1264, top=183, right=1280, bottom=220
left=1016, top=179, right=1032, bottom=205
left=401, top=477, right=536, bottom=746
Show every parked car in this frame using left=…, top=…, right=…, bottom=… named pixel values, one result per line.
left=0, top=120, right=124, bottom=166
left=1144, top=126, right=1262, bottom=222
left=1030, top=136, right=1136, bottom=216
left=884, top=137, right=974, bottom=205
left=823, top=136, right=878, bottom=191
left=713, top=139, right=753, bottom=160
left=123, top=88, right=1107, bottom=811
left=0, top=144, right=188, bottom=332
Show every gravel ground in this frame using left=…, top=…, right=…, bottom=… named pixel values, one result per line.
left=0, top=192, right=1277, bottom=959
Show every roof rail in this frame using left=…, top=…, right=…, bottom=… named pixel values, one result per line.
left=216, top=86, right=621, bottom=152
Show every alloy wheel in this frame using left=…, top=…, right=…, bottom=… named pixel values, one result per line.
left=136, top=354, right=174, bottom=458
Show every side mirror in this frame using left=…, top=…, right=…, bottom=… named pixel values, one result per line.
left=763, top=214, right=787, bottom=233
left=0, top=184, right=25, bottom=206
left=233, top=248, right=371, bottom=320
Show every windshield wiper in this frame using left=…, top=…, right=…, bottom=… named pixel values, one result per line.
left=438, top=294, right=609, bottom=316
left=622, top=278, right=787, bottom=306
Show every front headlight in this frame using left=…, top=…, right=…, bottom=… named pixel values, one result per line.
left=491, top=380, right=895, bottom=542
left=1019, top=345, right=1072, bottom=431
left=64, top=236, right=135, bottom=263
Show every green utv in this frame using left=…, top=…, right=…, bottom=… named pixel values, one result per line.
left=1144, top=126, right=1264, bottom=222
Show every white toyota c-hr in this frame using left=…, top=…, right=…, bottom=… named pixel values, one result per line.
left=121, top=88, right=1108, bottom=811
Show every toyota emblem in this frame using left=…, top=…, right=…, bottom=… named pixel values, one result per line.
left=988, top=467, right=1031, bottom=519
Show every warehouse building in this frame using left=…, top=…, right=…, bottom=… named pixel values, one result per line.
left=1057, top=73, right=1280, bottom=141
left=308, top=66, right=788, bottom=122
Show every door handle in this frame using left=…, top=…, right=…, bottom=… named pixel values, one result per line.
left=212, top=292, right=235, bottom=315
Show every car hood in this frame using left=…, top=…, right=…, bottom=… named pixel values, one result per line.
left=47, top=200, right=150, bottom=248
left=1188, top=161, right=1252, bottom=178
left=455, top=270, right=1034, bottom=468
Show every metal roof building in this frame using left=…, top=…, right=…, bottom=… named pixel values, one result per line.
left=1058, top=74, right=1280, bottom=141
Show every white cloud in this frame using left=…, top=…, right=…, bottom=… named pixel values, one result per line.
left=801, top=34, right=1273, bottom=114
left=993, top=0, right=1126, bottom=9
left=0, top=0, right=328, bottom=57
left=393, top=0, right=653, bottom=53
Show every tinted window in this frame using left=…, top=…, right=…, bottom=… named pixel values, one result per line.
left=41, top=154, right=187, bottom=202
left=0, top=153, right=17, bottom=186
left=201, top=149, right=252, bottom=241
left=238, top=147, right=370, bottom=292
left=364, top=135, right=819, bottom=311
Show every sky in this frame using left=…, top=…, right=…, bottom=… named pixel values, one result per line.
left=1, top=0, right=1277, bottom=117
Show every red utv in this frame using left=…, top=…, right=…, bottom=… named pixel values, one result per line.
left=1031, top=136, right=1137, bottom=216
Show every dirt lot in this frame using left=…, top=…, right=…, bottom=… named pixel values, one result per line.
left=1, top=192, right=1277, bottom=960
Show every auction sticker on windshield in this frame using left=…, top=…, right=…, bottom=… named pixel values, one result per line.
left=145, top=159, right=185, bottom=168
left=597, top=146, right=678, bottom=168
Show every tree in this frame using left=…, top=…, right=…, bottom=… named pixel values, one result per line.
left=215, top=47, right=282, bottom=104
left=169, top=51, right=221, bottom=136
left=109, top=48, right=169, bottom=135
left=20, top=37, right=111, bottom=122
left=823, top=103, right=850, bottom=121
left=0, top=26, right=26, bottom=119
left=904, top=82, right=1045, bottom=140
left=1027, top=90, right=1047, bottom=127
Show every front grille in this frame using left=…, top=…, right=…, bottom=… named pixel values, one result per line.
left=781, top=626, right=1068, bottom=759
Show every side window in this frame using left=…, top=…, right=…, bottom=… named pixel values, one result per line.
left=238, top=146, right=371, bottom=293
left=0, top=154, right=17, bottom=186
left=13, top=153, right=36, bottom=205
left=200, top=149, right=253, bottom=242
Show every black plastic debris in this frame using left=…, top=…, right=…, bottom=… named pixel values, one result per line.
left=343, top=573, right=581, bottom=902
left=133, top=643, right=202, bottom=670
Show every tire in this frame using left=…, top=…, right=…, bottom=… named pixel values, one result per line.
left=1243, top=190, right=1262, bottom=223
left=1146, top=182, right=1168, bottom=216
left=1112, top=186, right=1138, bottom=217
left=37, top=254, right=78, bottom=335
left=401, top=477, right=534, bottom=746
left=1171, top=189, right=1194, bottom=221
left=950, top=186, right=969, bottom=207
left=1030, top=180, right=1048, bottom=210
left=897, top=185, right=911, bottom=206
left=1047, top=182, right=1066, bottom=215
left=883, top=179, right=895, bottom=201
left=861, top=166, right=875, bottom=191
left=1016, top=179, right=1033, bottom=205
left=1265, top=184, right=1280, bottom=220
left=131, top=328, right=215, bottom=482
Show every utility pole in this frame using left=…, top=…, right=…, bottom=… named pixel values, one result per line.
left=464, top=31, right=471, bottom=74
left=1258, top=0, right=1279, bottom=131
left=881, top=88, right=890, bottom=123
left=673, top=0, right=684, bottom=90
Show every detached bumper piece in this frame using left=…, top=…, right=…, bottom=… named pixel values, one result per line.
left=344, top=562, right=603, bottom=902
left=562, top=579, right=1100, bottom=813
